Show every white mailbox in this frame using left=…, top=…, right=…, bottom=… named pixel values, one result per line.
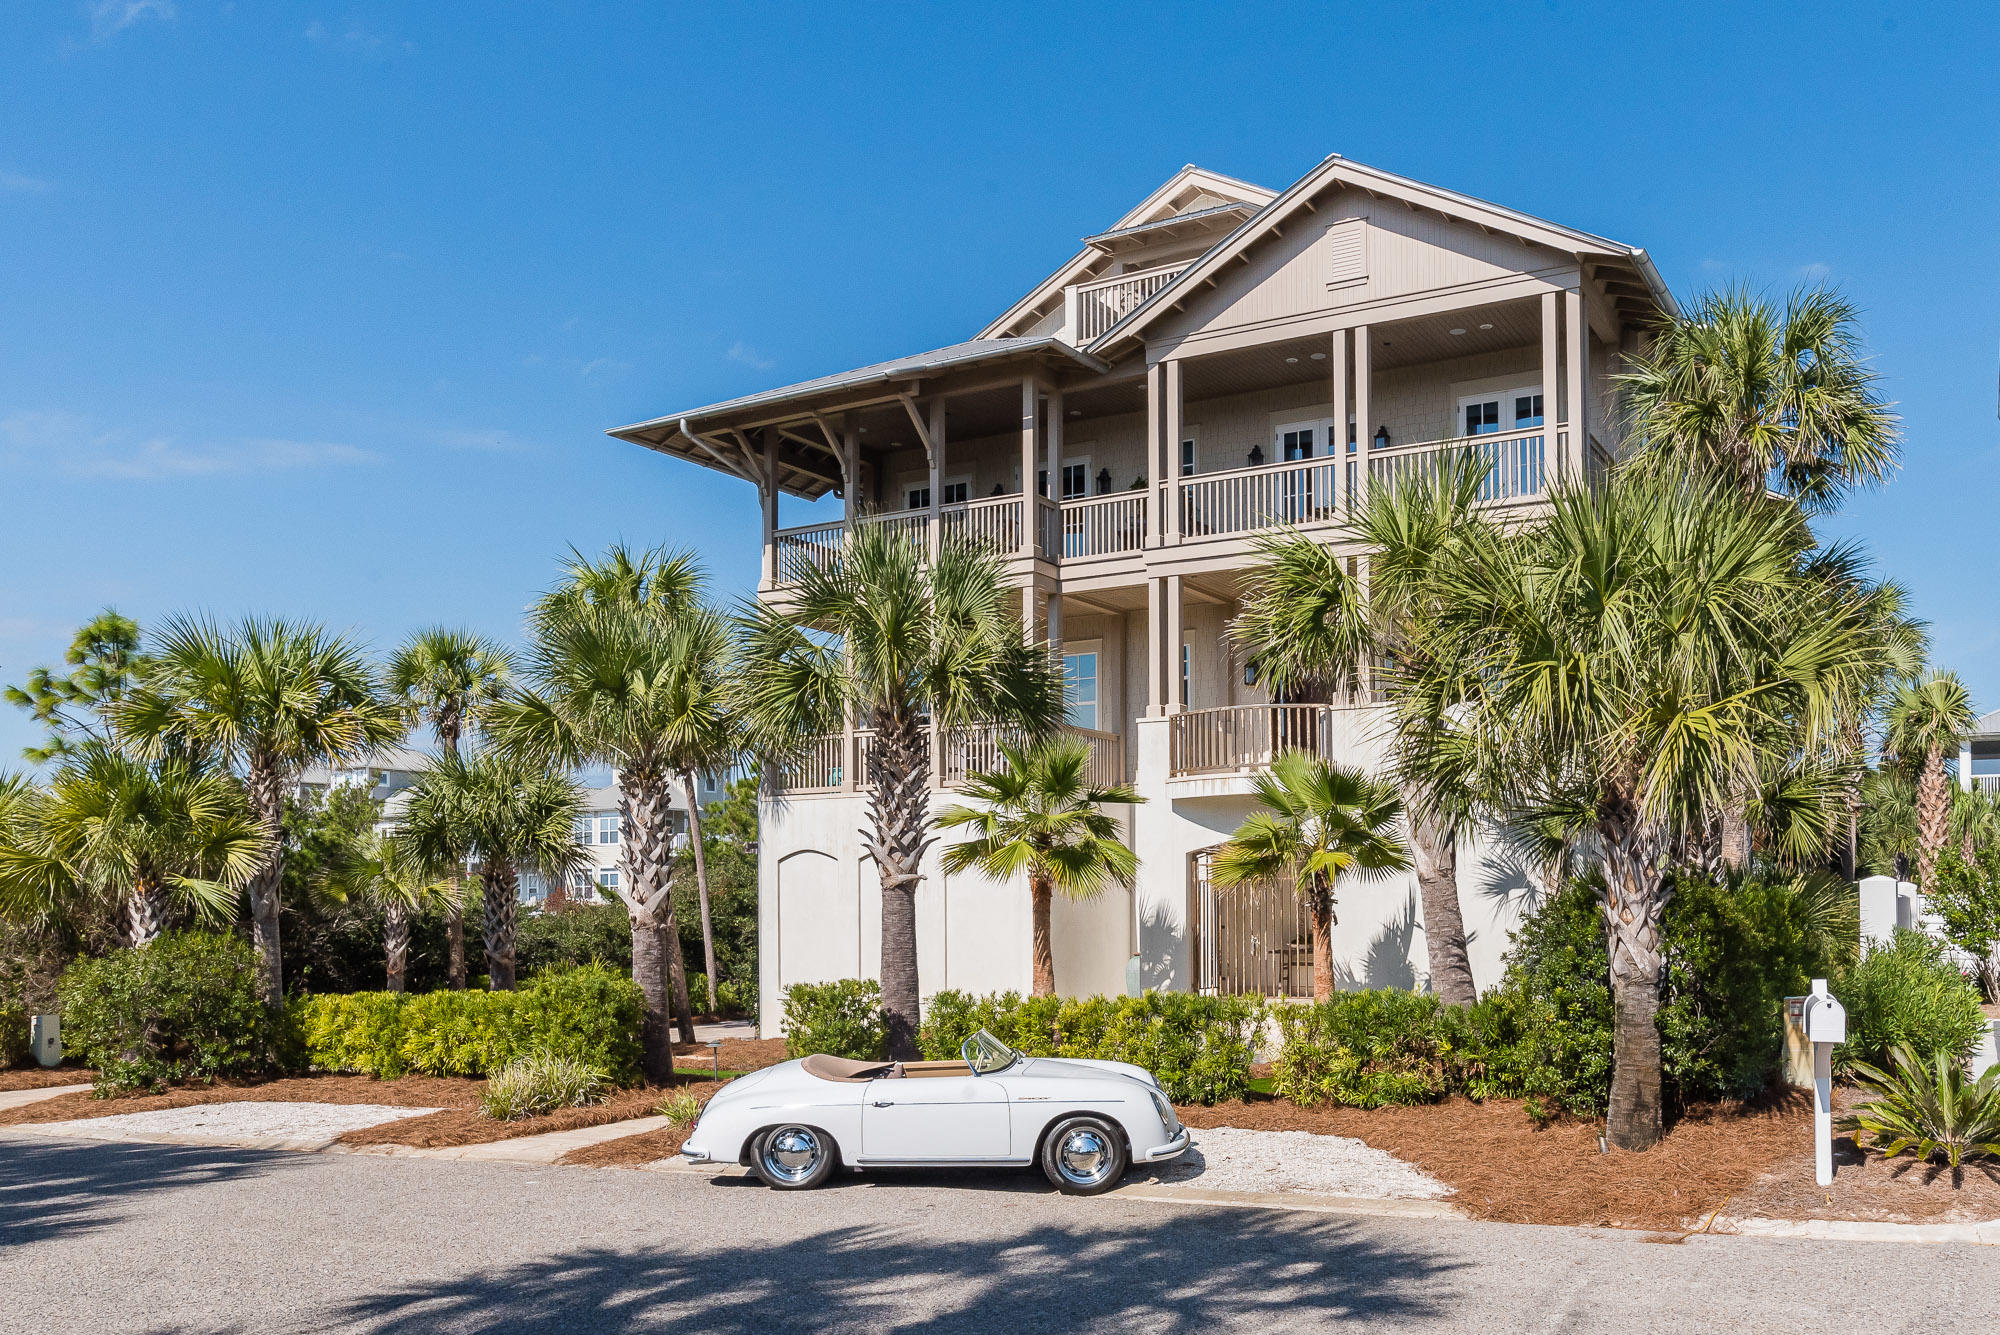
left=1804, top=983, right=1845, bottom=1045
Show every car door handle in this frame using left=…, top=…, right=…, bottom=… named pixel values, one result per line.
left=871, top=1100, right=895, bottom=1107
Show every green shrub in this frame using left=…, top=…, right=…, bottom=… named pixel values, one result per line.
left=58, top=932, right=276, bottom=1093
left=478, top=1052, right=608, bottom=1120
left=656, top=1087, right=703, bottom=1127
left=1836, top=929, right=1986, bottom=1074
left=1275, top=989, right=1495, bottom=1107
left=1477, top=870, right=1849, bottom=1115
left=0, top=994, right=27, bottom=1069
left=517, top=903, right=632, bottom=977
left=917, top=990, right=1264, bottom=1105
left=684, top=973, right=757, bottom=1018
left=781, top=979, right=886, bottom=1061
left=290, top=963, right=645, bottom=1083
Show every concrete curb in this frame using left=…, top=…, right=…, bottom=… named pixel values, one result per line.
left=334, top=1116, right=676, bottom=1164
left=1112, top=1182, right=1464, bottom=1219
left=6, top=1123, right=356, bottom=1153
left=1709, top=1214, right=2000, bottom=1246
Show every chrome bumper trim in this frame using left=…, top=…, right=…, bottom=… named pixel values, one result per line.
left=1137, top=1128, right=1191, bottom=1162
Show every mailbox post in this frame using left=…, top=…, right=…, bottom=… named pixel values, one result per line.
left=1802, top=978, right=1845, bottom=1186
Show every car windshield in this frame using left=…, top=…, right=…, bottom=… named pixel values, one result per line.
left=961, top=1029, right=1018, bottom=1075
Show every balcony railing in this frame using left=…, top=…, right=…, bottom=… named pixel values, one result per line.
left=1178, top=454, right=1349, bottom=539
left=1070, top=263, right=1191, bottom=341
left=1370, top=426, right=1545, bottom=503
left=778, top=724, right=1124, bottom=794
left=1975, top=775, right=2000, bottom=796
left=1169, top=704, right=1368, bottom=777
left=1060, top=491, right=1149, bottom=559
left=773, top=494, right=1026, bottom=585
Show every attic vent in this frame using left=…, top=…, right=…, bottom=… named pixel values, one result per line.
left=1325, top=218, right=1367, bottom=288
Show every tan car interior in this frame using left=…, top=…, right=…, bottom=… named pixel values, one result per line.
left=801, top=1055, right=976, bottom=1082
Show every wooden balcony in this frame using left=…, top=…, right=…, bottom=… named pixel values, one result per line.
left=1169, top=703, right=1371, bottom=778
left=1066, top=262, right=1191, bottom=342
left=778, top=723, right=1124, bottom=795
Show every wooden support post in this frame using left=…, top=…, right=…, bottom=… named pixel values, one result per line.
left=759, top=430, right=779, bottom=589
left=1163, top=359, right=1184, bottom=543
left=1353, top=325, right=1372, bottom=508
left=928, top=398, right=945, bottom=563
left=1165, top=574, right=1184, bottom=714
left=1330, top=329, right=1350, bottom=510
left=1565, top=288, right=1588, bottom=482
left=1146, top=576, right=1164, bottom=717
left=1145, top=362, right=1164, bottom=545
left=1020, top=377, right=1038, bottom=559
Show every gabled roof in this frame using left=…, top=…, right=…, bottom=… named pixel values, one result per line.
left=1085, top=153, right=1679, bottom=358
left=1971, top=708, right=2000, bottom=739
left=975, top=165, right=1278, bottom=341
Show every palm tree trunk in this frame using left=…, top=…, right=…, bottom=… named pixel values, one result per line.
left=863, top=705, right=932, bottom=1060
left=482, top=862, right=519, bottom=990
left=681, top=771, right=720, bottom=1015
left=438, top=722, right=467, bottom=989
left=244, top=755, right=286, bottom=1006
left=1308, top=873, right=1336, bottom=1003
left=1599, top=807, right=1669, bottom=1151
left=620, top=768, right=696, bottom=1079
left=128, top=875, right=169, bottom=947
left=1030, top=873, right=1056, bottom=997
left=384, top=901, right=410, bottom=994
left=1410, top=807, right=1476, bottom=1006
left=1717, top=804, right=1751, bottom=871
left=1917, top=746, right=1950, bottom=886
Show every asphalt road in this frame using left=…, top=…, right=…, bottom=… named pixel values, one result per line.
left=6, top=1134, right=1997, bottom=1333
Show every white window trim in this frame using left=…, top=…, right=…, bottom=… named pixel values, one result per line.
left=1271, top=417, right=1335, bottom=461
left=1450, top=378, right=1545, bottom=438
left=1061, top=639, right=1102, bottom=731
left=1178, top=426, right=1201, bottom=477
left=937, top=473, right=974, bottom=506
left=1059, top=454, right=1093, bottom=500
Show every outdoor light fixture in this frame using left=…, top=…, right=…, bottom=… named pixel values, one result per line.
left=1096, top=467, right=1112, bottom=494
left=1374, top=426, right=1390, bottom=450
left=1248, top=444, right=1265, bottom=466
left=1479, top=322, right=1493, bottom=330
left=1449, top=327, right=1466, bottom=336
left=1284, top=356, right=1299, bottom=364
left=1310, top=352, right=1326, bottom=361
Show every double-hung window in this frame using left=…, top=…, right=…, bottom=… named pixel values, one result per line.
left=1062, top=644, right=1099, bottom=730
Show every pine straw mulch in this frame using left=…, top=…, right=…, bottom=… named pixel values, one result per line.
left=0, top=1067, right=96, bottom=1092
left=0, top=1074, right=484, bottom=1128
left=1176, top=1091, right=1812, bottom=1231
left=554, top=1080, right=733, bottom=1168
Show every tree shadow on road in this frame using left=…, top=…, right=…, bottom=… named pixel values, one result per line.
left=0, top=1137, right=288, bottom=1250
left=293, top=1206, right=1461, bottom=1333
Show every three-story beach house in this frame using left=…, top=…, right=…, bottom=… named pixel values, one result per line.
left=610, top=153, right=1677, bottom=1035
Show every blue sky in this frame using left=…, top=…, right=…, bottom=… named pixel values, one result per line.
left=2, top=1, right=1997, bottom=762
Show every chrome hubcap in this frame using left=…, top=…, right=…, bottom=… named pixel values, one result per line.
left=763, top=1128, right=822, bottom=1183
left=1058, top=1127, right=1112, bottom=1184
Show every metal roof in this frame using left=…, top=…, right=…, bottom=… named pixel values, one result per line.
left=1080, top=200, right=1260, bottom=249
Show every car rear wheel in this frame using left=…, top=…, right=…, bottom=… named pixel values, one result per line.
left=1040, top=1115, right=1128, bottom=1195
left=753, top=1124, right=838, bottom=1190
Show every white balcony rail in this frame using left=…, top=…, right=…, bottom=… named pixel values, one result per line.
left=1369, top=426, right=1546, bottom=503
left=1060, top=491, right=1149, bottom=558
left=1070, top=263, right=1191, bottom=341
left=772, top=496, right=1031, bottom=586
left=779, top=724, right=1124, bottom=793
left=1170, top=704, right=1366, bottom=777
left=773, top=520, right=845, bottom=584
left=1975, top=775, right=2000, bottom=796
left=941, top=493, right=1024, bottom=553
left=1177, top=454, right=1348, bottom=540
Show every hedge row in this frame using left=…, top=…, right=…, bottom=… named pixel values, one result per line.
left=291, top=962, right=645, bottom=1083
left=779, top=981, right=1263, bottom=1104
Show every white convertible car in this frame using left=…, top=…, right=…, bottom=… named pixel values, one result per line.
left=680, top=1029, right=1190, bottom=1194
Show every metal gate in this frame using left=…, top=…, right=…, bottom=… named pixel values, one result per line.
left=1187, top=848, right=1313, bottom=998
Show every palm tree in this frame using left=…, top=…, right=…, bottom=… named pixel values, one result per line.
left=1952, top=784, right=2000, bottom=861
left=1618, top=285, right=1900, bottom=512
left=1398, top=469, right=1896, bottom=1150
left=1886, top=670, right=1976, bottom=887
left=937, top=736, right=1142, bottom=996
left=396, top=749, right=584, bottom=990
left=1210, top=751, right=1410, bottom=1002
left=324, top=831, right=456, bottom=992
left=485, top=546, right=718, bottom=1077
left=1859, top=765, right=1919, bottom=880
left=387, top=627, right=513, bottom=990
left=4, top=610, right=146, bottom=764
left=1230, top=456, right=1487, bottom=1005
left=734, top=524, right=1065, bottom=1058
left=0, top=745, right=268, bottom=946
left=108, top=616, right=402, bottom=1003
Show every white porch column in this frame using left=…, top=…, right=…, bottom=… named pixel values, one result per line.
left=1541, top=291, right=1561, bottom=491
left=759, top=431, right=779, bottom=590
left=1047, top=591, right=1062, bottom=648
left=1146, top=576, right=1164, bottom=717
left=1353, top=324, right=1372, bottom=505
left=1046, top=390, right=1062, bottom=504
left=1163, top=359, right=1184, bottom=543
left=1165, top=574, right=1185, bottom=714
left=928, top=398, right=945, bottom=563
left=1020, top=377, right=1038, bottom=559
left=1565, top=287, right=1588, bottom=482
left=1330, top=328, right=1350, bottom=510
left=1145, top=362, right=1165, bottom=544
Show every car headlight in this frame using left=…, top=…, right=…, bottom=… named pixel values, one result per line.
left=1148, top=1088, right=1179, bottom=1133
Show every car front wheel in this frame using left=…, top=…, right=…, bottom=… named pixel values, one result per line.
left=1040, top=1116, right=1128, bottom=1196
left=752, top=1125, right=839, bottom=1190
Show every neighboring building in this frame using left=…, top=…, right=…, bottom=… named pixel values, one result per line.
left=609, top=153, right=1678, bottom=1035
left=304, top=743, right=740, bottom=905
left=1961, top=710, right=2000, bottom=794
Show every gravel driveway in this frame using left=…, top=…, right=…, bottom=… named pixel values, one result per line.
left=1154, top=1127, right=1451, bottom=1198
left=19, top=1102, right=437, bottom=1150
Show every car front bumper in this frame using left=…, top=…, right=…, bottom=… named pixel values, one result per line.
left=1135, top=1128, right=1192, bottom=1163
left=680, top=1145, right=717, bottom=1165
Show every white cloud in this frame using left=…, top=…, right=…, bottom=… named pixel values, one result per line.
left=0, top=171, right=51, bottom=194
left=0, top=410, right=378, bottom=480
left=1797, top=262, right=1833, bottom=282
left=304, top=19, right=411, bottom=58
left=726, top=341, right=775, bottom=371
left=88, top=0, right=175, bottom=39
